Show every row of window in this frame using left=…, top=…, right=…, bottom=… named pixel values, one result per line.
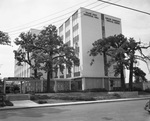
left=57, top=11, right=80, bottom=79
left=15, top=69, right=30, bottom=77
left=59, top=10, right=78, bottom=40
left=101, top=14, right=105, bottom=39
left=58, top=72, right=80, bottom=79
left=15, top=60, right=30, bottom=72
left=57, top=64, right=80, bottom=76
left=59, top=23, right=79, bottom=42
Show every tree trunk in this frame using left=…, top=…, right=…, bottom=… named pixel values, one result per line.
left=46, top=62, right=53, bottom=93
left=34, top=69, right=38, bottom=78
left=129, top=57, right=134, bottom=91
left=135, top=76, right=140, bottom=83
left=103, top=52, right=108, bottom=76
left=46, top=70, right=51, bottom=93
left=120, top=64, right=126, bottom=91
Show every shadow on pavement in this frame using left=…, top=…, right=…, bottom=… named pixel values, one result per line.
left=0, top=107, right=70, bottom=119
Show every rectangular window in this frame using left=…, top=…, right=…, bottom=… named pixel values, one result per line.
left=65, top=18, right=70, bottom=28
left=74, top=65, right=80, bottom=73
left=72, top=11, right=78, bottom=21
left=73, top=23, right=78, bottom=32
left=60, top=35, right=63, bottom=41
left=74, top=72, right=80, bottom=77
left=101, top=14, right=105, bottom=39
left=72, top=11, right=78, bottom=27
left=73, top=35, right=79, bottom=43
left=59, top=25, right=63, bottom=32
left=101, top=14, right=104, bottom=21
left=65, top=30, right=70, bottom=38
left=66, top=41, right=71, bottom=46
left=65, top=33, right=70, bottom=43
left=102, top=26, right=105, bottom=38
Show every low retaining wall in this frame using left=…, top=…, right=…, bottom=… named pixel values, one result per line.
left=6, top=94, right=31, bottom=101
left=108, top=91, right=138, bottom=98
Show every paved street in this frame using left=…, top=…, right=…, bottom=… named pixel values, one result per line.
left=0, top=99, right=150, bottom=121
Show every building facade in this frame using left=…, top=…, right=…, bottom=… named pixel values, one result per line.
left=14, top=7, right=122, bottom=92
left=55, top=7, right=122, bottom=91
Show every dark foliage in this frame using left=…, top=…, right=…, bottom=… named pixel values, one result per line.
left=84, top=88, right=108, bottom=92
left=0, top=31, right=11, bottom=45
left=37, top=100, right=47, bottom=104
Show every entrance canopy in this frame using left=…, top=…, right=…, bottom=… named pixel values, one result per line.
left=3, top=77, right=41, bottom=82
left=3, top=77, right=43, bottom=94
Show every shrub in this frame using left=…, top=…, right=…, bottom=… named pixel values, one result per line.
left=132, top=87, right=143, bottom=91
left=0, top=102, right=5, bottom=107
left=112, top=87, right=121, bottom=91
left=37, top=100, right=47, bottom=104
left=50, top=95, right=96, bottom=101
left=30, top=95, right=38, bottom=100
left=38, top=95, right=50, bottom=99
left=57, top=90, right=76, bottom=93
left=5, top=100, right=13, bottom=106
left=30, top=95, right=50, bottom=100
left=84, top=88, right=108, bottom=92
left=112, top=93, right=121, bottom=98
left=144, top=88, right=150, bottom=93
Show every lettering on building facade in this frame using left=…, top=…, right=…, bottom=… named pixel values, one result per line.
left=105, top=17, right=120, bottom=25
left=84, top=11, right=99, bottom=19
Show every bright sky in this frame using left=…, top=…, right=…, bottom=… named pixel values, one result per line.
left=0, top=0, right=150, bottom=81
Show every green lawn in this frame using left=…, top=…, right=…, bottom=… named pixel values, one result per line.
left=30, top=92, right=127, bottom=104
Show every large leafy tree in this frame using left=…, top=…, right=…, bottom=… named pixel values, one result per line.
left=133, top=67, right=147, bottom=83
left=90, top=34, right=150, bottom=91
left=14, top=32, right=41, bottom=78
left=126, top=38, right=150, bottom=90
left=0, top=31, right=11, bottom=45
left=89, top=34, right=128, bottom=90
left=33, top=25, right=79, bottom=92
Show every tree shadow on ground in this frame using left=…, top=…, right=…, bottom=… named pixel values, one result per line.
left=0, top=107, right=70, bottom=119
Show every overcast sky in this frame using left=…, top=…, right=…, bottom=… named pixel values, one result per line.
left=0, top=0, right=150, bottom=81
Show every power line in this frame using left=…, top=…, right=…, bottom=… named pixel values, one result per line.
left=98, top=0, right=150, bottom=15
left=5, top=0, right=96, bottom=32
left=7, top=1, right=98, bottom=34
left=9, top=0, right=118, bottom=35
left=8, top=1, right=104, bottom=35
left=91, top=0, right=120, bottom=12
left=9, top=0, right=120, bottom=37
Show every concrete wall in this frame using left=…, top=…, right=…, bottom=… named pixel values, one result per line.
left=80, top=8, right=104, bottom=77
left=143, top=82, right=150, bottom=90
left=133, top=82, right=150, bottom=90
left=108, top=91, right=138, bottom=98
left=83, top=77, right=104, bottom=90
left=104, top=14, right=122, bottom=37
left=80, top=8, right=122, bottom=78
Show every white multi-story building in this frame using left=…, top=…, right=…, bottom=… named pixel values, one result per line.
left=55, top=7, right=122, bottom=91
left=14, top=7, right=122, bottom=91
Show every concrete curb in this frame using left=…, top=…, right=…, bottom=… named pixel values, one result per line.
left=0, top=97, right=150, bottom=111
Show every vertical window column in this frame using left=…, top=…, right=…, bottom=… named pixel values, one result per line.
left=65, top=18, right=70, bottom=44
left=59, top=25, right=64, bottom=42
left=101, top=14, right=108, bottom=76
left=72, top=11, right=80, bottom=77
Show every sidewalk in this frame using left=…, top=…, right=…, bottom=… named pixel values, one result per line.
left=0, top=96, right=150, bottom=111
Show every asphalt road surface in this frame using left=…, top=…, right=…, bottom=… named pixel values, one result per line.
left=0, top=99, right=150, bottom=121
